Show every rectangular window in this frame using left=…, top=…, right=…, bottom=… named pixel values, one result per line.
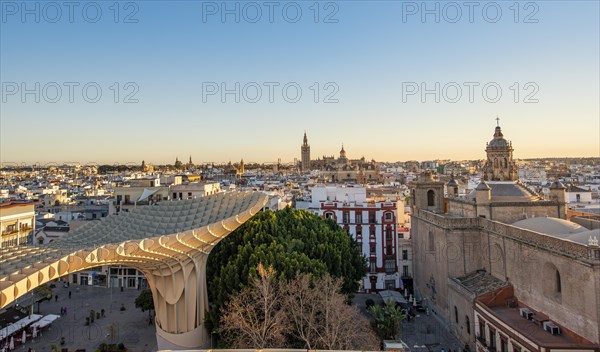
left=369, top=259, right=376, bottom=273
left=500, top=337, right=508, bottom=352
left=369, top=212, right=376, bottom=224
left=343, top=211, right=349, bottom=224
left=370, top=244, right=376, bottom=254
left=402, top=250, right=408, bottom=260
left=479, top=320, right=485, bottom=342
left=355, top=212, right=362, bottom=224
left=385, top=258, right=396, bottom=274
left=386, top=227, right=393, bottom=240
left=489, top=328, right=496, bottom=349
left=403, top=265, right=409, bottom=277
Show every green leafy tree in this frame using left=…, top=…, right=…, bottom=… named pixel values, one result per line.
left=206, top=208, right=367, bottom=332
left=134, top=289, right=154, bottom=318
left=369, top=299, right=406, bottom=340
left=32, top=284, right=52, bottom=301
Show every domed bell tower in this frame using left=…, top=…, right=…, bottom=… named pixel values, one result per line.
left=483, top=119, right=518, bottom=181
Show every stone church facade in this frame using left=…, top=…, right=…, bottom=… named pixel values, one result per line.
left=409, top=124, right=600, bottom=352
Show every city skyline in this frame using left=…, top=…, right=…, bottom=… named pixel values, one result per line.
left=1, top=1, right=599, bottom=163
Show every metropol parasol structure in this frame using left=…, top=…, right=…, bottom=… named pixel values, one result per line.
left=0, top=191, right=268, bottom=350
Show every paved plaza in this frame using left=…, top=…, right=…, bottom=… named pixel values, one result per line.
left=12, top=288, right=459, bottom=352
left=353, top=293, right=463, bottom=352
left=20, top=283, right=157, bottom=352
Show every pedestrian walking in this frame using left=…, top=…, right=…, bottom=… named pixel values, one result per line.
left=55, top=295, right=58, bottom=302
left=60, top=307, right=63, bottom=315
left=68, top=291, right=71, bottom=299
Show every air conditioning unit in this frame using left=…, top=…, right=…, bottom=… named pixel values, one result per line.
left=519, top=308, right=533, bottom=320
left=543, top=321, right=561, bottom=335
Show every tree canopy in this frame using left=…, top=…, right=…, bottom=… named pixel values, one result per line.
left=219, top=264, right=378, bottom=350
left=369, top=299, right=406, bottom=340
left=205, top=208, right=367, bottom=332
left=134, top=289, right=154, bottom=317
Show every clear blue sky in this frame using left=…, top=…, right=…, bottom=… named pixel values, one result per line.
left=1, top=0, right=599, bottom=165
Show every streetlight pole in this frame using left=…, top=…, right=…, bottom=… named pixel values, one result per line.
left=106, top=269, right=112, bottom=312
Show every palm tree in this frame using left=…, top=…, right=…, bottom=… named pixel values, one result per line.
left=368, top=299, right=406, bottom=340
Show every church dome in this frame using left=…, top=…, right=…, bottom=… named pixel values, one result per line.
left=512, top=217, right=587, bottom=237
left=468, top=181, right=540, bottom=202
left=487, top=126, right=510, bottom=148
left=565, top=229, right=600, bottom=246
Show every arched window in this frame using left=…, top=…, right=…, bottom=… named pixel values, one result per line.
left=503, top=158, right=508, bottom=168
left=543, top=262, right=562, bottom=302
left=454, top=306, right=459, bottom=324
left=465, top=315, right=471, bottom=335
left=494, top=158, right=498, bottom=168
left=427, top=190, right=435, bottom=206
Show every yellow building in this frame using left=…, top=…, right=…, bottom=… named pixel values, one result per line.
left=0, top=201, right=36, bottom=248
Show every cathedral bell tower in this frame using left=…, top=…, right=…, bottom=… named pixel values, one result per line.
left=301, top=132, right=311, bottom=172
left=482, top=118, right=518, bottom=181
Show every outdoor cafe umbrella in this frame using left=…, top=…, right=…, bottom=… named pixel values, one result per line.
left=21, top=330, right=25, bottom=344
